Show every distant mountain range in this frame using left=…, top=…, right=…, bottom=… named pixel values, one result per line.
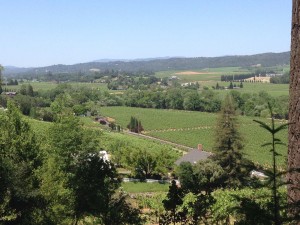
left=3, top=52, right=290, bottom=76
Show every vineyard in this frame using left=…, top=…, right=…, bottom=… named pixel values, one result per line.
left=100, top=106, right=288, bottom=167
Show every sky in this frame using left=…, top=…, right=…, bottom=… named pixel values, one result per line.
left=0, top=0, right=292, bottom=67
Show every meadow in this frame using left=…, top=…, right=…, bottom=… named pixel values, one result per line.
left=100, top=106, right=288, bottom=167
left=155, top=67, right=249, bottom=82
left=156, top=66, right=289, bottom=97
left=121, top=182, right=169, bottom=193
left=208, top=82, right=289, bottom=97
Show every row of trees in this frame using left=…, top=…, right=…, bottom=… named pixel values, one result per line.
left=0, top=79, right=289, bottom=123
left=270, top=72, right=290, bottom=84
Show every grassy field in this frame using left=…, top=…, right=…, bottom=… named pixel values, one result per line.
left=206, top=82, right=289, bottom=97
left=121, top=182, right=169, bottom=193
left=100, top=106, right=288, bottom=167
left=155, top=67, right=250, bottom=82
left=100, top=107, right=218, bottom=131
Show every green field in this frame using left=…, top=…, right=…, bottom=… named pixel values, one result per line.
left=121, top=182, right=169, bottom=193
left=212, top=82, right=289, bottom=97
left=100, top=106, right=288, bottom=167
left=155, top=67, right=249, bottom=82
left=155, top=66, right=289, bottom=97
left=100, top=107, right=218, bottom=131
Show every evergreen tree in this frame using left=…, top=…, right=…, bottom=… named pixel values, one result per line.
left=229, top=81, right=234, bottom=89
left=138, top=120, right=144, bottom=133
left=240, top=82, right=244, bottom=88
left=212, top=94, right=249, bottom=187
left=162, top=180, right=184, bottom=225
left=127, top=116, right=144, bottom=133
left=254, top=103, right=290, bottom=225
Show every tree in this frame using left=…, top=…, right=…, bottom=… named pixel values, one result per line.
left=0, top=102, right=44, bottom=224
left=162, top=180, right=184, bottom=225
left=40, top=114, right=143, bottom=224
left=127, top=116, right=144, bottom=133
left=73, top=154, right=143, bottom=225
left=177, top=159, right=225, bottom=195
left=254, top=103, right=289, bottom=225
left=239, top=81, right=244, bottom=88
left=176, top=160, right=225, bottom=224
left=212, top=94, right=250, bottom=187
left=288, top=0, right=300, bottom=222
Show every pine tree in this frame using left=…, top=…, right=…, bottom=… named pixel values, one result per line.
left=138, top=120, right=144, bottom=133
left=212, top=94, right=247, bottom=187
left=162, top=180, right=184, bottom=225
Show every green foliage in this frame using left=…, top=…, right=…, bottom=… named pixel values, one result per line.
left=121, top=182, right=169, bottom=193
left=19, top=84, right=34, bottom=96
left=0, top=102, right=43, bottom=224
left=102, top=106, right=288, bottom=167
left=176, top=160, right=225, bottom=224
left=103, top=132, right=179, bottom=179
left=212, top=95, right=252, bottom=187
left=211, top=187, right=287, bottom=225
left=180, top=192, right=215, bottom=225
left=127, top=116, right=144, bottom=133
left=162, top=180, right=185, bottom=225
left=254, top=103, right=290, bottom=225
left=38, top=115, right=143, bottom=224
left=177, top=159, right=226, bottom=194
left=270, top=71, right=290, bottom=84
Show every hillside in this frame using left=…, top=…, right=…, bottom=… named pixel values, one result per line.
left=4, top=51, right=290, bottom=76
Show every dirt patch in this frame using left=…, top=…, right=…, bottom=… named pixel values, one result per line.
left=175, top=71, right=219, bottom=75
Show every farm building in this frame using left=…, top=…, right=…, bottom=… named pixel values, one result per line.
left=175, top=144, right=212, bottom=165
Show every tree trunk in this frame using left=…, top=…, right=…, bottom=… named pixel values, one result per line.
left=288, top=0, right=300, bottom=222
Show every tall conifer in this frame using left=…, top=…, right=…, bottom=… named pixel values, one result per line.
left=213, top=94, right=247, bottom=187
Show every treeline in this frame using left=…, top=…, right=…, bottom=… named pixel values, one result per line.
left=11, top=69, right=155, bottom=83
left=107, top=75, right=159, bottom=90
left=270, top=71, right=290, bottom=84
left=0, top=83, right=123, bottom=121
left=0, top=84, right=289, bottom=121
left=221, top=73, right=256, bottom=81
left=123, top=88, right=288, bottom=119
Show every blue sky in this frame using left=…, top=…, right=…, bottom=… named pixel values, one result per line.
left=0, top=0, right=292, bottom=67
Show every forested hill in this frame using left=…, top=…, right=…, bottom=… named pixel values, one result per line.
left=5, top=51, right=290, bottom=75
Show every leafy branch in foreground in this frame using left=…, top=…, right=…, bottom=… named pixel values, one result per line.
left=254, top=102, right=290, bottom=225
